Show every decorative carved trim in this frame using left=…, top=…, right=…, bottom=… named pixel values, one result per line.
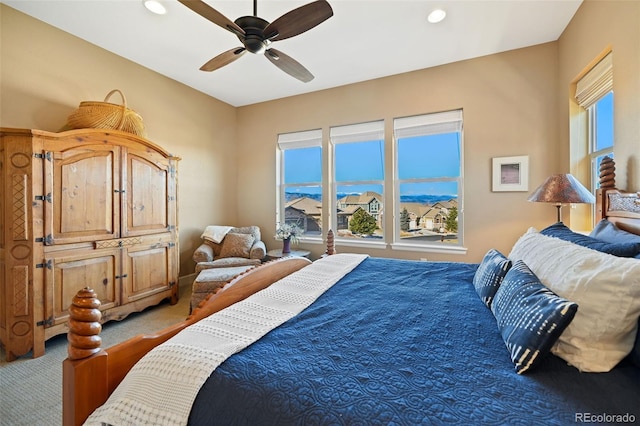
left=12, top=174, right=28, bottom=241
left=12, top=265, right=29, bottom=317
left=94, top=237, right=142, bottom=249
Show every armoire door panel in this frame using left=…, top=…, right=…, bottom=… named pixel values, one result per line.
left=121, top=244, right=171, bottom=303
left=44, top=249, right=119, bottom=327
left=122, top=150, right=170, bottom=237
left=45, top=145, right=121, bottom=245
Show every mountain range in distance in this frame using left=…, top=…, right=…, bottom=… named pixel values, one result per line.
left=285, top=192, right=457, bottom=205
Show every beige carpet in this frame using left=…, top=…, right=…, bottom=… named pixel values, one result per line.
left=0, top=285, right=191, bottom=426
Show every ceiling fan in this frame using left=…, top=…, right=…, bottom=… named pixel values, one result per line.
left=178, top=0, right=334, bottom=82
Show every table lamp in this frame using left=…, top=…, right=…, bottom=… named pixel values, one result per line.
left=527, top=174, right=595, bottom=222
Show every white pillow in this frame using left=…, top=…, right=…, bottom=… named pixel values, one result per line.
left=509, top=228, right=640, bottom=372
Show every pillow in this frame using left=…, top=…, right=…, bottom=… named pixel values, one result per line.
left=590, top=220, right=640, bottom=259
left=540, top=222, right=640, bottom=258
left=219, top=232, right=254, bottom=258
left=473, top=249, right=512, bottom=308
left=491, top=260, right=578, bottom=374
left=509, top=228, right=640, bottom=372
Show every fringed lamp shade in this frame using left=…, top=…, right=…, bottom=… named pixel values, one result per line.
left=527, top=174, right=596, bottom=222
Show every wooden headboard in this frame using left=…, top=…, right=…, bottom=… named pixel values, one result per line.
left=595, top=156, right=640, bottom=235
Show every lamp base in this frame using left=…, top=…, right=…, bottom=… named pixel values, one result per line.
left=555, top=204, right=562, bottom=223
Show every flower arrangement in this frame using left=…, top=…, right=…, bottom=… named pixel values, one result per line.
left=275, top=223, right=303, bottom=243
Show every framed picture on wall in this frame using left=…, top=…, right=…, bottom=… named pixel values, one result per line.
left=492, top=155, right=529, bottom=192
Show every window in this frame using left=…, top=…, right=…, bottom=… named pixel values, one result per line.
left=277, top=129, right=322, bottom=237
left=394, top=110, right=463, bottom=247
left=575, top=53, right=614, bottom=191
left=330, top=121, right=385, bottom=240
left=589, top=91, right=614, bottom=190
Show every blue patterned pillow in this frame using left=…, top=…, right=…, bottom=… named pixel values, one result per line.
left=491, top=260, right=578, bottom=374
left=473, top=249, right=512, bottom=308
left=541, top=222, right=640, bottom=258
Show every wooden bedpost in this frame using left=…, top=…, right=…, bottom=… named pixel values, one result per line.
left=63, top=288, right=109, bottom=426
left=324, top=229, right=336, bottom=256
left=596, top=156, right=615, bottom=221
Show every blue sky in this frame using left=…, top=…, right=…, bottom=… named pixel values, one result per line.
left=285, top=132, right=460, bottom=197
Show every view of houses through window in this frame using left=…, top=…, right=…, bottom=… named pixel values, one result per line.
left=278, top=110, right=463, bottom=248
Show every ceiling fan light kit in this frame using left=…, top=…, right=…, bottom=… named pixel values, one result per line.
left=178, top=0, right=333, bottom=82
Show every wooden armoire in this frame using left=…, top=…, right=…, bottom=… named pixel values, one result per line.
left=0, top=128, right=180, bottom=361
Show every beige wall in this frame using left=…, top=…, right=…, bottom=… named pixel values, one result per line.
left=558, top=0, right=640, bottom=230
left=2, top=1, right=638, bottom=272
left=0, top=4, right=238, bottom=275
left=237, top=43, right=562, bottom=262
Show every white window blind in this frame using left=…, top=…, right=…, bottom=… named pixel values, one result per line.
left=394, top=109, right=463, bottom=139
left=575, top=53, right=613, bottom=109
left=330, top=120, right=384, bottom=144
left=277, top=129, right=322, bottom=150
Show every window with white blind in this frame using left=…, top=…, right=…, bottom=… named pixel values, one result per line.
left=330, top=121, right=385, bottom=241
left=575, top=53, right=614, bottom=192
left=277, top=129, right=323, bottom=237
left=394, top=110, right=463, bottom=248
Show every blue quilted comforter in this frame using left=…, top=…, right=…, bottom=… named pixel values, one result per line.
left=188, top=258, right=640, bottom=425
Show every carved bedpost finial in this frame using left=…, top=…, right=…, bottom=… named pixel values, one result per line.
left=325, top=229, right=336, bottom=256
left=67, top=287, right=102, bottom=360
left=599, top=156, right=616, bottom=189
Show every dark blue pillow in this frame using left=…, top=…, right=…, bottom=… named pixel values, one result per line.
left=491, top=260, right=578, bottom=374
left=541, top=222, right=640, bottom=258
left=473, top=249, right=512, bottom=308
left=590, top=220, right=640, bottom=259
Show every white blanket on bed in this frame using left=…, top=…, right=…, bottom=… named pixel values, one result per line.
left=85, top=253, right=368, bottom=426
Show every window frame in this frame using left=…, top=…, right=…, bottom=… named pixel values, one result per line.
left=329, top=120, right=386, bottom=247
left=587, top=91, right=614, bottom=191
left=276, top=129, right=323, bottom=243
left=392, top=110, right=465, bottom=254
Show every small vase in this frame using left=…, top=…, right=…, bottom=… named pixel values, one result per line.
left=282, top=238, right=291, bottom=253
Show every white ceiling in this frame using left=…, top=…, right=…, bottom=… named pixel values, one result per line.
left=3, top=0, right=583, bottom=107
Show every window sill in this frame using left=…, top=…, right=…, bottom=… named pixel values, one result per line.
left=391, top=242, right=468, bottom=255
left=334, top=239, right=388, bottom=250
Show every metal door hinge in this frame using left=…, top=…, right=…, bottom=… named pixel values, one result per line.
left=169, top=281, right=176, bottom=287
left=36, top=316, right=54, bottom=327
left=115, top=274, right=129, bottom=279
left=35, top=193, right=52, bottom=203
left=35, top=259, right=53, bottom=270
left=35, top=234, right=54, bottom=245
left=33, top=152, right=52, bottom=161
left=168, top=242, right=176, bottom=248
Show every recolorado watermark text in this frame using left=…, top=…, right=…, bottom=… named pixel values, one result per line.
left=575, top=412, right=636, bottom=423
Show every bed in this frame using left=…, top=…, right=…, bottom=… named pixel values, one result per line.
left=63, top=170, right=640, bottom=425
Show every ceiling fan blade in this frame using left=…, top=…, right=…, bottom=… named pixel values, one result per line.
left=178, top=0, right=245, bottom=36
left=265, top=48, right=314, bottom=83
left=200, top=47, right=246, bottom=72
left=264, top=0, right=333, bottom=41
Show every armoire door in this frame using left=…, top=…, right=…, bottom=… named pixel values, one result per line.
left=120, top=239, right=176, bottom=304
left=43, top=144, right=121, bottom=245
left=121, top=147, right=174, bottom=237
left=43, top=247, right=119, bottom=328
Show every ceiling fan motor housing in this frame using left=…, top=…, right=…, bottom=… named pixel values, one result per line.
left=235, top=16, right=270, bottom=54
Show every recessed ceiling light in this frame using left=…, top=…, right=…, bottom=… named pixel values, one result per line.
left=144, top=0, right=167, bottom=15
left=427, top=9, right=446, bottom=24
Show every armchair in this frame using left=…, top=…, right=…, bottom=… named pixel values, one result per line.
left=193, top=226, right=266, bottom=273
